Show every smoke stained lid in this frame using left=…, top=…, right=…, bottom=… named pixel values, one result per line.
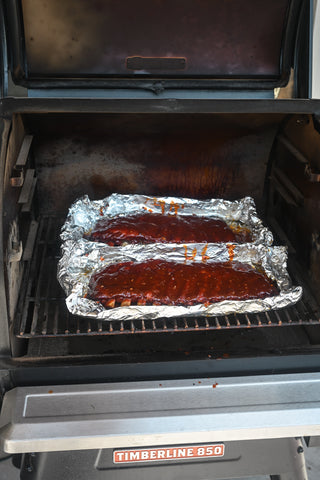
left=4, top=0, right=303, bottom=91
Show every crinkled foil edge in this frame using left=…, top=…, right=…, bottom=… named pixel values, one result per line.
left=60, top=194, right=274, bottom=246
left=58, top=241, right=302, bottom=321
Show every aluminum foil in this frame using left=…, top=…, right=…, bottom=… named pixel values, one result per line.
left=58, top=240, right=302, bottom=321
left=60, top=194, right=274, bottom=245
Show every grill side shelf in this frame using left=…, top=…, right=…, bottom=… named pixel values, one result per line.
left=2, top=373, right=320, bottom=453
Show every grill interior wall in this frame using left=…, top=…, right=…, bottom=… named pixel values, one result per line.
left=24, top=113, right=283, bottom=215
left=267, top=115, right=320, bottom=304
left=4, top=115, right=29, bottom=324
left=5, top=112, right=320, bottom=357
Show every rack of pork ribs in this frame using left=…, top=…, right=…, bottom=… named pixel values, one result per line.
left=85, top=213, right=252, bottom=245
left=88, top=259, right=278, bottom=309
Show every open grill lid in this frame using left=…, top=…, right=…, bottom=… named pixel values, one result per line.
left=2, top=0, right=307, bottom=94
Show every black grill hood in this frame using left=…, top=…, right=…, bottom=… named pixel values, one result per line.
left=1, top=0, right=309, bottom=95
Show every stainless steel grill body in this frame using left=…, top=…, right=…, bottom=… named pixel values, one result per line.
left=0, top=1, right=320, bottom=478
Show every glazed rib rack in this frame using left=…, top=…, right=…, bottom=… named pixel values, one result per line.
left=14, top=216, right=320, bottom=338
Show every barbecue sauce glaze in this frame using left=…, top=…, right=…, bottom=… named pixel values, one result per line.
left=86, top=213, right=252, bottom=245
left=89, top=259, right=278, bottom=307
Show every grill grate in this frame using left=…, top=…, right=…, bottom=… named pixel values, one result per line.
left=15, top=216, right=320, bottom=338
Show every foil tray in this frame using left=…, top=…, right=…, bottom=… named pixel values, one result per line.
left=58, top=194, right=302, bottom=321
left=60, top=194, right=274, bottom=245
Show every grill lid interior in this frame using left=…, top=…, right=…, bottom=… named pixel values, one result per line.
left=4, top=0, right=304, bottom=90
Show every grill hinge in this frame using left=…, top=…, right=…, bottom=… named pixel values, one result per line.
left=10, top=135, right=33, bottom=187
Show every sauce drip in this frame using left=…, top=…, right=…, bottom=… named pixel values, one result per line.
left=183, top=245, right=197, bottom=262
left=89, top=259, right=278, bottom=308
left=227, top=243, right=235, bottom=262
left=201, top=244, right=210, bottom=263
left=87, top=213, right=252, bottom=245
left=153, top=198, right=166, bottom=214
left=169, top=201, right=181, bottom=215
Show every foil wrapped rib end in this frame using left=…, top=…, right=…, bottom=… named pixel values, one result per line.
left=65, top=286, right=303, bottom=321
left=61, top=241, right=302, bottom=321
left=60, top=194, right=273, bottom=246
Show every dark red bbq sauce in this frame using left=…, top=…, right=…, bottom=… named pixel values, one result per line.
left=86, top=213, right=252, bottom=245
left=88, top=259, right=278, bottom=308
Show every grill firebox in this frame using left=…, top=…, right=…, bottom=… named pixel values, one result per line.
left=4, top=111, right=320, bottom=360
left=15, top=216, right=320, bottom=339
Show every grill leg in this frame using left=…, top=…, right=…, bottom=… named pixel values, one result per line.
left=270, top=438, right=308, bottom=480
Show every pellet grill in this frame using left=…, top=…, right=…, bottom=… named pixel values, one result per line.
left=1, top=0, right=320, bottom=479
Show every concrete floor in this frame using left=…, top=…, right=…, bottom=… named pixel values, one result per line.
left=0, top=445, right=319, bottom=479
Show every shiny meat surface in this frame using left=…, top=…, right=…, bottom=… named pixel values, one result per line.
left=87, top=214, right=252, bottom=245
left=89, top=259, right=278, bottom=308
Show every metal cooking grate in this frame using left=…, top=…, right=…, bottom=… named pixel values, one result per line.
left=15, top=216, right=320, bottom=338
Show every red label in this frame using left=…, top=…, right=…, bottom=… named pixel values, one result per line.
left=113, top=444, right=225, bottom=464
